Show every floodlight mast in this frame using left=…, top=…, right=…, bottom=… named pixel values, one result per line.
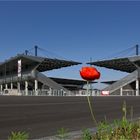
left=25, top=50, right=28, bottom=55
left=136, top=44, right=139, bottom=56
left=35, top=45, right=38, bottom=56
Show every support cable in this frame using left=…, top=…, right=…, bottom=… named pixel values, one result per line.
left=38, top=47, right=71, bottom=61
left=95, top=45, right=138, bottom=61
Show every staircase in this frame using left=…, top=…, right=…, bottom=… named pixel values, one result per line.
left=103, top=70, right=138, bottom=94
left=35, top=71, right=69, bottom=92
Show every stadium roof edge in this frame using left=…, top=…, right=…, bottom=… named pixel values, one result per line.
left=87, top=55, right=140, bottom=73
left=0, top=54, right=82, bottom=72
left=0, top=54, right=43, bottom=66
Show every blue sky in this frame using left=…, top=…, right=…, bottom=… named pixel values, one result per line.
left=0, top=1, right=140, bottom=89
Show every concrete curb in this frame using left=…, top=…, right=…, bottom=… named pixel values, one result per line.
left=34, top=127, right=97, bottom=140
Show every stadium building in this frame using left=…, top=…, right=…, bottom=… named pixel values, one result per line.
left=88, top=45, right=140, bottom=96
left=0, top=46, right=89, bottom=96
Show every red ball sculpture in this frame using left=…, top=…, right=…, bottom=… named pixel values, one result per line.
left=80, top=66, right=100, bottom=81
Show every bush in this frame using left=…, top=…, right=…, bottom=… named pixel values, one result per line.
left=56, top=127, right=68, bottom=139
left=92, top=101, right=140, bottom=140
left=8, top=131, right=29, bottom=140
left=82, top=129, right=92, bottom=140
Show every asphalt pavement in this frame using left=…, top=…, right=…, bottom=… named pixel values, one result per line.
left=0, top=96, right=140, bottom=139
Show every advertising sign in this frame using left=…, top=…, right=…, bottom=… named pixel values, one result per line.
left=101, top=91, right=110, bottom=96
left=18, top=59, right=21, bottom=77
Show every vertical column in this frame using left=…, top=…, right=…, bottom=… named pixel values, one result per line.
left=25, top=81, right=28, bottom=96
left=35, top=80, right=38, bottom=96
left=120, top=87, right=123, bottom=96
left=5, top=84, right=8, bottom=89
left=11, top=83, right=13, bottom=90
left=136, top=79, right=139, bottom=96
left=49, top=88, right=52, bottom=96
left=17, top=82, right=20, bottom=95
left=0, top=85, right=3, bottom=93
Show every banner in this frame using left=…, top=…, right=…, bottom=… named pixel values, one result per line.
left=18, top=59, right=22, bottom=77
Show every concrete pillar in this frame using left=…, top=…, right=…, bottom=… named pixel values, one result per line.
left=120, top=87, right=123, bottom=96
left=25, top=81, right=28, bottom=96
left=11, top=83, right=13, bottom=90
left=0, top=85, right=2, bottom=93
left=5, top=84, right=8, bottom=89
left=35, top=80, right=38, bottom=95
left=49, top=88, right=52, bottom=96
left=136, top=79, right=139, bottom=96
left=17, top=82, right=20, bottom=95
